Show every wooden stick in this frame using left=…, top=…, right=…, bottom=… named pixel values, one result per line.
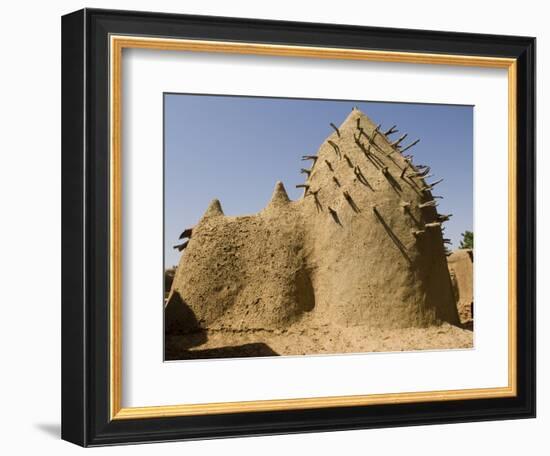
left=408, top=167, right=431, bottom=178
left=425, top=222, right=442, bottom=229
left=418, top=200, right=438, bottom=208
left=422, top=178, right=443, bottom=191
left=399, top=139, right=420, bottom=153
left=328, top=206, right=341, bottom=225
left=437, top=213, right=453, bottom=222
left=371, top=124, right=381, bottom=142
left=343, top=191, right=359, bottom=212
left=301, top=155, right=318, bottom=162
left=328, top=140, right=341, bottom=158
left=178, top=227, right=193, bottom=239
left=173, top=241, right=189, bottom=251
left=309, top=188, right=320, bottom=197
left=390, top=133, right=408, bottom=148
left=330, top=122, right=341, bottom=137
left=384, top=125, right=398, bottom=136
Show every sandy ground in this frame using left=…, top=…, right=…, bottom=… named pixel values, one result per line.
left=165, top=322, right=473, bottom=360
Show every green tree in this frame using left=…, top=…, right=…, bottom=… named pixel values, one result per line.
left=459, top=230, right=474, bottom=249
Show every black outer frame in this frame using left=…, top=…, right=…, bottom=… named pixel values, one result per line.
left=61, top=8, right=536, bottom=447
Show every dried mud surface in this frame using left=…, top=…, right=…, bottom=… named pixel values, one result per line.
left=448, top=249, right=474, bottom=324
left=165, top=322, right=473, bottom=360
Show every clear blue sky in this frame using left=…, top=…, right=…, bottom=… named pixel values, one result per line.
left=164, top=94, right=473, bottom=268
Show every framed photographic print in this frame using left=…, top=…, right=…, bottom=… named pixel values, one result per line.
left=61, top=8, right=535, bottom=447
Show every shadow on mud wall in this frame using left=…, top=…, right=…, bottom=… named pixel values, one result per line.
left=164, top=291, right=280, bottom=361
left=165, top=343, right=280, bottom=361
left=295, top=266, right=316, bottom=313
left=164, top=291, right=207, bottom=348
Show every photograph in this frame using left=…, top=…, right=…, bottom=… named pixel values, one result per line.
left=163, top=95, right=475, bottom=360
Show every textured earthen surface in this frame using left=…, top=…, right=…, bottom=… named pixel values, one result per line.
left=447, top=249, right=474, bottom=325
left=165, top=109, right=471, bottom=358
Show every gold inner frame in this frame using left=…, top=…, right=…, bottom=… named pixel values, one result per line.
left=109, top=35, right=518, bottom=420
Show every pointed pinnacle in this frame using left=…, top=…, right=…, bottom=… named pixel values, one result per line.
left=270, top=181, right=290, bottom=206
left=202, top=199, right=224, bottom=218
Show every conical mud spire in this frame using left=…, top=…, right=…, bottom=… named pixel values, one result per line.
left=268, top=181, right=290, bottom=207
left=201, top=198, right=224, bottom=220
